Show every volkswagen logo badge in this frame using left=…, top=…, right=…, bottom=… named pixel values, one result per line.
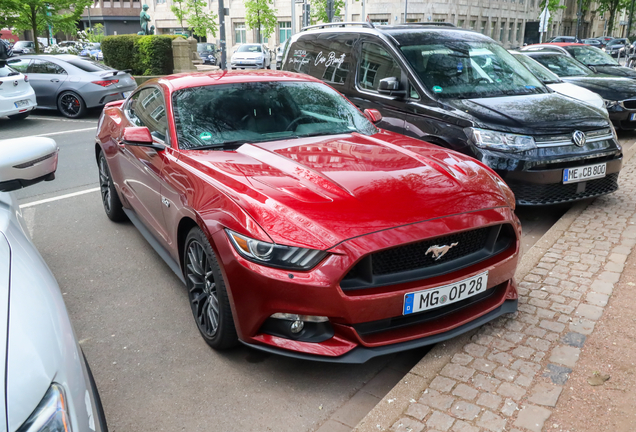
left=572, top=130, right=586, bottom=147
left=12, top=81, right=18, bottom=87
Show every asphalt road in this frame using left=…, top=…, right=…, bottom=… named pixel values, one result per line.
left=6, top=110, right=585, bottom=432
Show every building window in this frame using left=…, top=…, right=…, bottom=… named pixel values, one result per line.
left=234, top=22, right=246, bottom=44
left=470, top=20, right=476, bottom=30
left=490, top=21, right=496, bottom=39
left=279, top=21, right=291, bottom=44
left=156, top=0, right=165, bottom=4
left=371, top=19, right=389, bottom=25
left=516, top=23, right=522, bottom=41
left=499, top=21, right=505, bottom=41
left=481, top=20, right=487, bottom=34
left=458, top=19, right=465, bottom=28
left=508, top=22, right=514, bottom=41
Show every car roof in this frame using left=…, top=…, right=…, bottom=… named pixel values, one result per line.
left=155, top=70, right=323, bottom=92
left=542, top=42, right=585, bottom=47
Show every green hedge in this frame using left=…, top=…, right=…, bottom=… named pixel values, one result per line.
left=102, top=34, right=184, bottom=76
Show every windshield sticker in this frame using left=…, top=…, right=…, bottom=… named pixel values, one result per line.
left=199, top=132, right=212, bottom=141
left=457, top=62, right=463, bottom=73
left=433, top=86, right=443, bottom=93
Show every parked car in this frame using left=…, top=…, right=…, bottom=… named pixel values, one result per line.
left=95, top=70, right=521, bottom=363
left=230, top=43, right=271, bottom=69
left=283, top=23, right=622, bottom=206
left=521, top=51, right=636, bottom=130
left=0, top=62, right=37, bottom=120
left=604, top=38, right=631, bottom=57
left=548, top=36, right=580, bottom=43
left=8, top=54, right=136, bottom=118
left=582, top=38, right=602, bottom=48
left=275, top=41, right=287, bottom=69
left=521, top=43, right=636, bottom=79
left=80, top=42, right=103, bottom=61
left=511, top=51, right=604, bottom=110
left=11, top=40, right=41, bottom=55
left=0, top=137, right=107, bottom=432
left=197, top=42, right=218, bottom=65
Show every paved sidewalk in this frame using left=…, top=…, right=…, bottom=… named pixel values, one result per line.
left=353, top=146, right=636, bottom=432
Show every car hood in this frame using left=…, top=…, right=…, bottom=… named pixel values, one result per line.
left=185, top=130, right=511, bottom=249
left=591, top=65, right=636, bottom=79
left=547, top=82, right=605, bottom=109
left=563, top=75, right=636, bottom=100
left=443, top=92, right=609, bottom=134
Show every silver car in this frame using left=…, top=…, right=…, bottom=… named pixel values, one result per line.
left=0, top=137, right=107, bottom=432
left=8, top=54, right=137, bottom=118
left=230, top=44, right=272, bottom=69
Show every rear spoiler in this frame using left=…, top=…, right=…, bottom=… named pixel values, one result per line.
left=101, top=69, right=132, bottom=77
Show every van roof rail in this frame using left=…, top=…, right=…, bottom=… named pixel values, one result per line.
left=396, top=22, right=456, bottom=27
left=301, top=22, right=375, bottom=32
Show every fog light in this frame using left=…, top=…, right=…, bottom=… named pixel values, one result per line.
left=270, top=313, right=329, bottom=323
left=290, top=320, right=304, bottom=333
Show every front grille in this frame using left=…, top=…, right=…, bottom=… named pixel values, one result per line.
left=372, top=228, right=490, bottom=275
left=534, top=128, right=613, bottom=147
left=622, top=99, right=636, bottom=109
left=511, top=173, right=619, bottom=205
left=528, top=154, right=619, bottom=171
left=341, top=224, right=515, bottom=291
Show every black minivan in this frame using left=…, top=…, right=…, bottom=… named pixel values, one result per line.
left=282, top=23, right=622, bottom=205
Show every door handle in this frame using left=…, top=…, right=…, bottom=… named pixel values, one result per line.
left=50, top=79, right=60, bottom=82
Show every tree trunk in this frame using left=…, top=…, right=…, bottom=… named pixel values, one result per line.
left=30, top=6, right=39, bottom=53
left=257, top=10, right=261, bottom=43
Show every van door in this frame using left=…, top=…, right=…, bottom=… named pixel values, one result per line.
left=348, top=40, right=407, bottom=133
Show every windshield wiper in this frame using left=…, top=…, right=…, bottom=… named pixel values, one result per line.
left=189, top=137, right=284, bottom=150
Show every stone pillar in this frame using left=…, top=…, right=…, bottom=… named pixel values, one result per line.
left=172, top=38, right=195, bottom=73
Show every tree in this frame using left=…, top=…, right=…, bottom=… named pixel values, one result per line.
left=185, top=0, right=218, bottom=39
left=0, top=0, right=92, bottom=53
left=595, top=0, right=630, bottom=36
left=311, top=0, right=345, bottom=24
left=171, top=0, right=187, bottom=33
left=245, top=0, right=277, bottom=43
left=538, top=0, right=567, bottom=23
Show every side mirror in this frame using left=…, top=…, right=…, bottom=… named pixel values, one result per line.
left=363, top=108, right=382, bottom=123
left=122, top=127, right=165, bottom=151
left=377, top=77, right=407, bottom=96
left=0, top=137, right=58, bottom=192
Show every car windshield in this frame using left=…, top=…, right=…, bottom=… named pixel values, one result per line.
left=173, top=81, right=377, bottom=150
left=237, top=45, right=261, bottom=53
left=400, top=41, right=547, bottom=99
left=66, top=58, right=113, bottom=72
left=531, top=54, right=591, bottom=77
left=514, top=54, right=561, bottom=84
left=197, top=43, right=215, bottom=52
left=565, top=45, right=618, bottom=66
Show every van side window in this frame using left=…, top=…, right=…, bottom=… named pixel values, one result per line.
left=358, top=43, right=402, bottom=92
left=409, top=83, right=420, bottom=100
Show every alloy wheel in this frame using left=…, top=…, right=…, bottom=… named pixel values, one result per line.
left=186, top=240, right=219, bottom=337
left=98, top=156, right=111, bottom=213
left=60, top=93, right=81, bottom=117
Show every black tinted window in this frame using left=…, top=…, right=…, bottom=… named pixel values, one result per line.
left=66, top=58, right=112, bottom=72
left=28, top=60, right=67, bottom=74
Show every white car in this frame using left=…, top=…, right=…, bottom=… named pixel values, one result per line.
left=513, top=51, right=605, bottom=110
left=0, top=137, right=108, bottom=432
left=230, top=43, right=271, bottom=69
left=0, top=63, right=37, bottom=120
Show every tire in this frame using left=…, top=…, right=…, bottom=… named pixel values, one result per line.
left=8, top=112, right=30, bottom=120
left=184, top=227, right=238, bottom=350
left=57, top=91, right=87, bottom=118
left=98, top=151, right=127, bottom=222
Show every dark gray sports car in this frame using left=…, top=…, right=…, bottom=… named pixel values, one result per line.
left=8, top=54, right=136, bottom=118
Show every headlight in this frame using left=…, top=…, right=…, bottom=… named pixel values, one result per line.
left=226, top=229, right=328, bottom=270
left=17, top=383, right=70, bottom=432
left=604, top=100, right=620, bottom=110
left=464, top=127, right=536, bottom=152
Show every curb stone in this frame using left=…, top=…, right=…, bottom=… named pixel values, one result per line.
left=352, top=140, right=636, bottom=432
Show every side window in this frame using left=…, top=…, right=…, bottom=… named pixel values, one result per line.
left=358, top=43, right=402, bottom=92
left=125, top=88, right=168, bottom=141
left=28, top=60, right=67, bottom=74
left=409, top=83, right=420, bottom=100
left=8, top=59, right=30, bottom=73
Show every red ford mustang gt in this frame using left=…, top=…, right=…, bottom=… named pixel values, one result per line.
left=95, top=70, right=521, bottom=363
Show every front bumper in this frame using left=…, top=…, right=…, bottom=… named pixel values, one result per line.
left=607, top=103, right=636, bottom=130
left=476, top=136, right=622, bottom=206
left=213, top=207, right=520, bottom=362
left=230, top=61, right=264, bottom=69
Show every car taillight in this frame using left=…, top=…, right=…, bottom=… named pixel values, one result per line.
left=24, top=75, right=28, bottom=82
left=92, top=79, right=119, bottom=87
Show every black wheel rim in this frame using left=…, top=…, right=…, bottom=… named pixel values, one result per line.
left=98, top=157, right=111, bottom=213
left=186, top=240, right=219, bottom=337
left=60, top=94, right=80, bottom=116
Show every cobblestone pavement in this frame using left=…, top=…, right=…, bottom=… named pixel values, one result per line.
left=381, top=154, right=636, bottom=432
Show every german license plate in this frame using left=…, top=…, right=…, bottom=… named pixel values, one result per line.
left=403, top=271, right=488, bottom=315
left=122, top=91, right=131, bottom=98
left=630, top=113, right=636, bottom=121
left=14, top=99, right=29, bottom=108
left=563, top=162, right=606, bottom=184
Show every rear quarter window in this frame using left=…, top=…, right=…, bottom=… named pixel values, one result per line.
left=285, top=34, right=356, bottom=86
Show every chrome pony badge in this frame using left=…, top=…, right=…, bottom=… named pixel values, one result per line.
left=425, top=242, right=459, bottom=260
left=572, top=130, right=586, bottom=147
